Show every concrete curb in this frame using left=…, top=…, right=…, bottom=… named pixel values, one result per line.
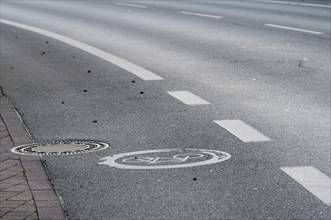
left=0, top=93, right=66, bottom=220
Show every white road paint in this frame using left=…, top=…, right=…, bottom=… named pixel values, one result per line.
left=0, top=19, right=163, bottom=81
left=257, top=0, right=331, bottom=8
left=180, top=11, right=223, bottom=19
left=281, top=166, right=331, bottom=206
left=214, top=120, right=271, bottom=143
left=98, top=149, right=231, bottom=169
left=265, top=24, right=324, bottom=35
left=167, top=91, right=210, bottom=105
left=115, top=2, right=147, bottom=8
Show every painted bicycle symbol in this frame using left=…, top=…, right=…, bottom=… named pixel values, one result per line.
left=99, top=149, right=231, bottom=169
left=122, top=153, right=205, bottom=164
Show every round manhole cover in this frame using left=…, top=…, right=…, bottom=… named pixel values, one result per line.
left=11, top=140, right=109, bottom=156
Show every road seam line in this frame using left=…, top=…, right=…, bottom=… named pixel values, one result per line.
left=281, top=166, right=331, bottom=206
left=213, top=119, right=271, bottom=143
left=257, top=0, right=331, bottom=8
left=167, top=91, right=211, bottom=105
left=0, top=19, right=163, bottom=81
left=265, top=24, right=324, bottom=35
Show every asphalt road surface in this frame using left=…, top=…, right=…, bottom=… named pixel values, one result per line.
left=1, top=0, right=330, bottom=219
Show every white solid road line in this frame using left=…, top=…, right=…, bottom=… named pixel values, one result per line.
left=167, top=91, right=211, bottom=105
left=265, top=24, right=324, bottom=35
left=257, top=0, right=331, bottom=8
left=180, top=11, right=223, bottom=19
left=281, top=166, right=331, bottom=206
left=0, top=19, right=163, bottom=81
left=115, top=2, right=147, bottom=8
left=214, top=120, right=271, bottom=143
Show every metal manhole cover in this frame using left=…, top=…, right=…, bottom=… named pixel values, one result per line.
left=11, top=140, right=109, bottom=156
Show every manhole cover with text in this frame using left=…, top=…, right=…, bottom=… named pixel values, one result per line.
left=11, top=140, right=109, bottom=156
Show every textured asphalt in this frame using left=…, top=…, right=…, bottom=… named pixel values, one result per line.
left=1, top=0, right=330, bottom=219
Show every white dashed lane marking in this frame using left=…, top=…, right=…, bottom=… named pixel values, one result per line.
left=214, top=120, right=271, bottom=143
left=167, top=91, right=211, bottom=105
left=0, top=19, right=163, bottom=81
left=115, top=2, right=147, bottom=8
left=265, top=24, right=324, bottom=35
left=180, top=11, right=223, bottom=19
left=281, top=166, right=331, bottom=206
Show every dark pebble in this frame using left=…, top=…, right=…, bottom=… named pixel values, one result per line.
left=83, top=90, right=87, bottom=92
left=132, top=80, right=135, bottom=83
left=93, top=120, right=98, bottom=123
left=140, top=91, right=144, bottom=94
left=193, top=178, right=197, bottom=181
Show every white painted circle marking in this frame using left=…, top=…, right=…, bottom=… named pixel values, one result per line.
left=98, top=149, right=231, bottom=169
